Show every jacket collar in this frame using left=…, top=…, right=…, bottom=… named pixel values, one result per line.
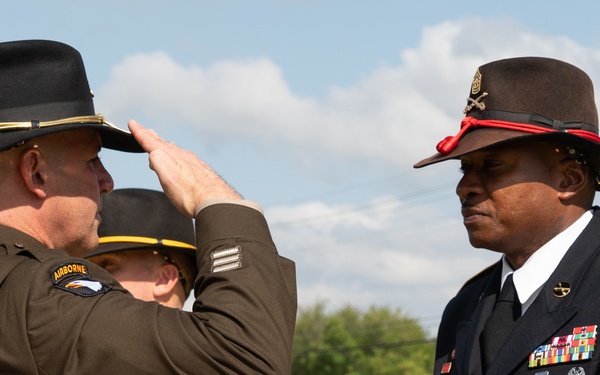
left=0, top=224, right=56, bottom=260
left=485, top=207, right=600, bottom=374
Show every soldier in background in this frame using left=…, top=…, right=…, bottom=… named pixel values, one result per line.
left=85, top=188, right=197, bottom=309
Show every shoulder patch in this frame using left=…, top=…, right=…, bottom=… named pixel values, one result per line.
left=50, top=261, right=112, bottom=297
left=51, top=261, right=89, bottom=283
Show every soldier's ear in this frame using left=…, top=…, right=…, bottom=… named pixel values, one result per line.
left=558, top=159, right=589, bottom=201
left=19, top=146, right=47, bottom=199
left=153, top=263, right=180, bottom=299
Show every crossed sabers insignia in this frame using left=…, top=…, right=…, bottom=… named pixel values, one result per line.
left=463, top=92, right=488, bottom=114
left=553, top=282, right=571, bottom=298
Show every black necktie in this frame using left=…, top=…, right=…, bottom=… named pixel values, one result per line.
left=481, top=273, right=521, bottom=370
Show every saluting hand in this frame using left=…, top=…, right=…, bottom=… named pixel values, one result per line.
left=128, top=120, right=241, bottom=217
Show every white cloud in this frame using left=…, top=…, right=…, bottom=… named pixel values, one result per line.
left=107, top=17, right=600, bottom=325
left=266, top=195, right=499, bottom=323
left=96, top=17, right=600, bottom=174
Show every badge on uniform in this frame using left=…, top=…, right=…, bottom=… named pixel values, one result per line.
left=211, top=246, right=242, bottom=273
left=51, top=261, right=112, bottom=297
left=528, top=325, right=597, bottom=368
left=440, top=348, right=455, bottom=374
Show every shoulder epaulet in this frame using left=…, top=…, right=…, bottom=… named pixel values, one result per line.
left=458, top=262, right=499, bottom=291
left=0, top=254, right=30, bottom=284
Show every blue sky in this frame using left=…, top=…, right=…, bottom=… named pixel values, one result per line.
left=4, top=1, right=600, bottom=335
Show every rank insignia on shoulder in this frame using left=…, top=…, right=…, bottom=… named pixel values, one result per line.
left=51, top=261, right=112, bottom=297
left=528, top=325, right=597, bottom=368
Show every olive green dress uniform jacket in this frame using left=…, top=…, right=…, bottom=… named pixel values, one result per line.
left=0, top=203, right=297, bottom=374
left=433, top=207, right=600, bottom=375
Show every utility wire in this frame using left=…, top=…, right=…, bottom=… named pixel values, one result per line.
left=268, top=172, right=426, bottom=206
left=269, top=181, right=456, bottom=230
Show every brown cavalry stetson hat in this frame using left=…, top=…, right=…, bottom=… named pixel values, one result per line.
left=414, top=57, right=600, bottom=185
left=84, top=188, right=197, bottom=294
left=0, top=39, right=143, bottom=152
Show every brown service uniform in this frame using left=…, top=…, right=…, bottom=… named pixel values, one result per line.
left=0, top=203, right=297, bottom=374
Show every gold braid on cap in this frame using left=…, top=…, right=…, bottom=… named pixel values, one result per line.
left=0, top=114, right=126, bottom=132
left=99, top=235, right=196, bottom=250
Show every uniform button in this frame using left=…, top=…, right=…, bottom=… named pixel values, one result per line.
left=14, top=242, right=24, bottom=249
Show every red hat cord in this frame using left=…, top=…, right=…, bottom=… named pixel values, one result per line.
left=436, top=116, right=600, bottom=155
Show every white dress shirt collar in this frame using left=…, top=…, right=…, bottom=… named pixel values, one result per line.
left=500, top=210, right=593, bottom=314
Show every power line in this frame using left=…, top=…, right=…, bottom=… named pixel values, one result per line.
left=268, top=172, right=426, bottom=206
left=269, top=181, right=456, bottom=230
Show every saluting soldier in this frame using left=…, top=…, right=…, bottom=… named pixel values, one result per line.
left=415, top=57, right=600, bottom=374
left=0, top=39, right=296, bottom=374
left=85, top=188, right=197, bottom=309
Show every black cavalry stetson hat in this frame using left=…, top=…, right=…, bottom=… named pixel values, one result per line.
left=86, top=188, right=197, bottom=295
left=0, top=39, right=143, bottom=152
left=86, top=188, right=196, bottom=257
left=414, top=57, right=600, bottom=176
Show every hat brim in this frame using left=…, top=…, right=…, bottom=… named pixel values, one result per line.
left=413, top=128, right=600, bottom=168
left=0, top=122, right=144, bottom=153
left=84, top=242, right=196, bottom=258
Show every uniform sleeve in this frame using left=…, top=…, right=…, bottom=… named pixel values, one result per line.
left=23, top=203, right=297, bottom=374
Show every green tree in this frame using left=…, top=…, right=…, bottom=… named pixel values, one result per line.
left=292, top=302, right=435, bottom=375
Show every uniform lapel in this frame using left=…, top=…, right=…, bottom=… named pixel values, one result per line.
left=485, top=209, right=600, bottom=375
left=454, top=264, right=502, bottom=374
